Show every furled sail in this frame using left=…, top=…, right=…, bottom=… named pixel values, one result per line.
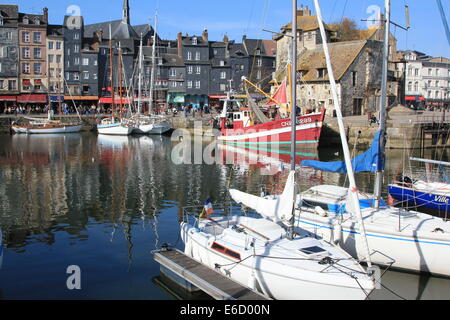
left=229, top=170, right=296, bottom=222
left=245, top=84, right=270, bottom=124
left=301, top=130, right=385, bottom=173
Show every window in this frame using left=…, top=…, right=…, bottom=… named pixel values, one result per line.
left=49, top=54, right=54, bottom=63
left=0, top=17, right=3, bottom=26
left=82, top=58, right=89, bottom=65
left=220, top=83, right=226, bottom=91
left=195, top=80, right=200, bottom=89
left=195, top=66, right=201, bottom=74
left=436, top=69, right=439, bottom=76
left=351, top=71, right=358, bottom=86
left=414, top=82, right=418, bottom=92
left=317, top=68, right=327, bottom=78
left=171, top=81, right=177, bottom=88
left=74, top=45, right=80, bottom=53
left=33, top=63, right=41, bottom=74
left=170, top=69, right=176, bottom=77
left=33, top=48, right=41, bottom=58
left=257, top=58, right=262, bottom=67
left=74, top=57, right=80, bottom=65
left=187, top=80, right=192, bottom=88
left=74, top=33, right=80, bottom=40
left=49, top=68, right=55, bottom=77
left=73, top=72, right=80, bottom=80
left=187, top=51, right=192, bottom=60
left=195, top=51, right=200, bottom=61
left=187, top=66, right=193, bottom=74
left=408, top=82, right=412, bottom=92
left=256, top=70, right=261, bottom=80
left=219, top=60, right=225, bottom=67
left=8, top=80, right=16, bottom=90
left=220, top=71, right=226, bottom=79
left=65, top=72, right=70, bottom=80
left=428, top=68, right=432, bottom=76
left=23, top=16, right=29, bottom=24
left=33, top=32, right=41, bottom=43
left=22, top=47, right=30, bottom=58
left=56, top=42, right=61, bottom=50
left=56, top=55, right=61, bottom=64
left=240, top=64, right=244, bottom=71
left=83, top=72, right=89, bottom=79
left=22, top=63, right=30, bottom=73
left=48, top=41, right=54, bottom=50
left=22, top=32, right=30, bottom=42
left=415, top=68, right=419, bottom=76
left=192, top=37, right=197, bottom=45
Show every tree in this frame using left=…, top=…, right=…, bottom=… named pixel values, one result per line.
left=334, top=18, right=360, bottom=41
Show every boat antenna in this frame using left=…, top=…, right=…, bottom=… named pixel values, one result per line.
left=313, top=0, right=372, bottom=268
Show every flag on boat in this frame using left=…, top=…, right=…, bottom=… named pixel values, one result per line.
left=301, top=130, right=385, bottom=173
left=204, top=199, right=214, bottom=215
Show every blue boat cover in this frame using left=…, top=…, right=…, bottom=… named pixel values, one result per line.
left=302, top=130, right=385, bottom=173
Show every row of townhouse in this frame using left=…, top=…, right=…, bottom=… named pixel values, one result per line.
left=0, top=1, right=275, bottom=114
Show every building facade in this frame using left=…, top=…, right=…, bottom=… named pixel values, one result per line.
left=0, top=5, right=19, bottom=111
left=18, top=9, right=48, bottom=107
left=46, top=24, right=64, bottom=111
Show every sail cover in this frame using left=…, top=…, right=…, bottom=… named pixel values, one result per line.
left=302, top=130, right=385, bottom=173
left=229, top=170, right=296, bottom=222
left=245, top=84, right=270, bottom=124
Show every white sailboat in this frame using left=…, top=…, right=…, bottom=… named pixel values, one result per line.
left=181, top=0, right=375, bottom=300
left=230, top=0, right=450, bottom=277
left=97, top=24, right=133, bottom=136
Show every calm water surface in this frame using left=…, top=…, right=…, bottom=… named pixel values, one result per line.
left=0, top=132, right=449, bottom=300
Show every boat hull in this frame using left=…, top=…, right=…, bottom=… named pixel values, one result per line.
left=294, top=211, right=450, bottom=277
left=181, top=221, right=373, bottom=300
left=388, top=184, right=450, bottom=212
left=12, top=125, right=82, bottom=134
left=97, top=123, right=133, bottom=135
left=218, top=110, right=325, bottom=148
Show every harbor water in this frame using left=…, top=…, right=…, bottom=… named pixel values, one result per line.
left=0, top=132, right=449, bottom=300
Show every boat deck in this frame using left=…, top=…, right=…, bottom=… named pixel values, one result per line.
left=153, top=248, right=269, bottom=300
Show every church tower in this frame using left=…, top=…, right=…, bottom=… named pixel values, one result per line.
left=122, top=0, right=130, bottom=25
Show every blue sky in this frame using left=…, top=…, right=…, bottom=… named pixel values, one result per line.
left=4, top=0, right=450, bottom=58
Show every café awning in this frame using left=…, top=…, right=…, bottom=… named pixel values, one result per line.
left=17, top=94, right=47, bottom=103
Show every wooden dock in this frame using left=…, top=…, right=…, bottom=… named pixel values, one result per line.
left=153, top=249, right=269, bottom=300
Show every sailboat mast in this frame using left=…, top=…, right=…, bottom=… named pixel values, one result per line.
left=290, top=0, right=297, bottom=171
left=313, top=0, right=372, bottom=267
left=148, top=12, right=158, bottom=115
left=374, top=0, right=390, bottom=208
left=137, top=34, right=144, bottom=115
left=118, top=42, right=123, bottom=120
left=109, top=23, right=115, bottom=121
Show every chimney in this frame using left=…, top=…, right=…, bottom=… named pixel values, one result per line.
left=202, top=29, right=208, bottom=41
left=223, top=34, right=229, bottom=43
left=177, top=32, right=183, bottom=58
left=96, top=29, right=103, bottom=42
left=43, top=7, right=48, bottom=23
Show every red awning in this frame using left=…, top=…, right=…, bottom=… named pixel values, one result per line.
left=405, top=96, right=425, bottom=101
left=419, top=97, right=425, bottom=101
left=99, top=97, right=132, bottom=104
left=23, top=79, right=31, bottom=85
left=34, top=79, right=42, bottom=85
left=0, top=95, right=17, bottom=101
left=17, top=94, right=47, bottom=103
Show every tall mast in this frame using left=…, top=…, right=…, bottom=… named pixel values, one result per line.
left=109, top=23, right=115, bottom=121
left=374, top=0, right=390, bottom=208
left=148, top=12, right=158, bottom=115
left=118, top=42, right=123, bottom=120
left=436, top=0, right=450, bottom=46
left=290, top=0, right=297, bottom=171
left=137, top=34, right=144, bottom=115
left=313, top=0, right=372, bottom=267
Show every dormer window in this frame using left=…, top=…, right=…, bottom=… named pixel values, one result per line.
left=23, top=16, right=29, bottom=24
left=255, top=49, right=261, bottom=55
left=192, top=37, right=198, bottom=45
left=158, top=58, right=163, bottom=65
left=34, top=17, right=40, bottom=25
left=317, top=68, right=327, bottom=79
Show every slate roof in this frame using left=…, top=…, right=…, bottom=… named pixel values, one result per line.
left=0, top=5, right=18, bottom=27
left=47, top=24, right=64, bottom=38
left=281, top=15, right=332, bottom=32
left=296, top=40, right=367, bottom=82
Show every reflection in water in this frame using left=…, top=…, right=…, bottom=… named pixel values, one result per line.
left=0, top=132, right=449, bottom=299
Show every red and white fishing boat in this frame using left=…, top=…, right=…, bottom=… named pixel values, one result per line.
left=216, top=78, right=325, bottom=149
